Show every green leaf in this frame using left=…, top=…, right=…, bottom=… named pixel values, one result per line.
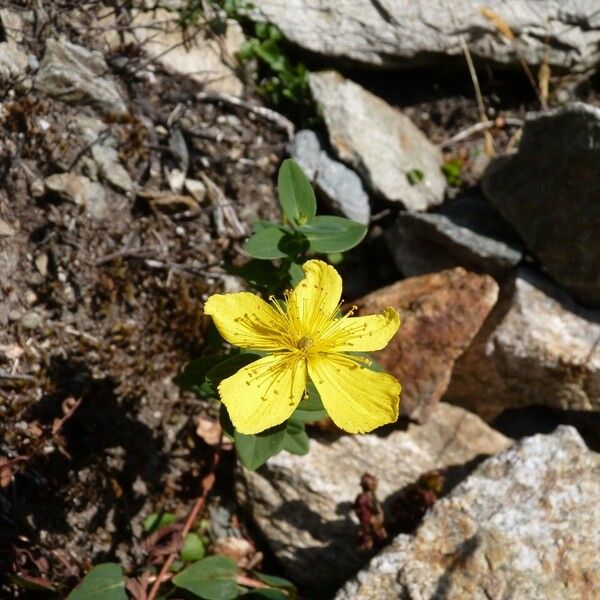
left=68, top=564, right=126, bottom=600
left=206, top=354, right=262, bottom=389
left=173, top=556, right=238, bottom=600
left=235, top=424, right=287, bottom=470
left=252, top=572, right=296, bottom=592
left=287, top=261, right=305, bottom=286
left=241, top=590, right=288, bottom=599
left=277, top=159, right=316, bottom=226
left=225, top=260, right=290, bottom=293
left=282, top=421, right=310, bottom=456
left=174, top=354, right=227, bottom=397
left=290, top=382, right=327, bottom=423
left=298, top=216, right=367, bottom=253
left=406, top=169, right=424, bottom=185
left=244, top=226, right=291, bottom=259
left=181, top=533, right=206, bottom=562
left=143, top=512, right=177, bottom=533
left=219, top=404, right=235, bottom=440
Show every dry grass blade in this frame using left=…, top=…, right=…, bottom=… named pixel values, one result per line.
left=444, top=1, right=494, bottom=156
left=480, top=6, right=548, bottom=108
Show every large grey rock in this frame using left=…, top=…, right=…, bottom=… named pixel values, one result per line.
left=250, top=0, right=600, bottom=73
left=36, top=38, right=127, bottom=117
left=237, top=403, right=509, bottom=592
left=309, top=71, right=445, bottom=210
left=336, top=426, right=600, bottom=600
left=446, top=269, right=600, bottom=421
left=387, top=196, right=523, bottom=278
left=288, top=129, right=370, bottom=224
left=482, top=103, right=600, bottom=306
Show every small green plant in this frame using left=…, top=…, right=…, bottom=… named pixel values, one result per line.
left=238, top=23, right=310, bottom=109
left=175, top=159, right=402, bottom=472
left=441, top=158, right=463, bottom=187
left=68, top=558, right=296, bottom=600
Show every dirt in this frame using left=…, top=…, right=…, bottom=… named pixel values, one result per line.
left=0, top=4, right=288, bottom=595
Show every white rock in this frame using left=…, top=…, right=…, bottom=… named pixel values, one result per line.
left=447, top=269, right=600, bottom=420
left=250, top=0, right=600, bottom=73
left=309, top=71, right=445, bottom=210
left=237, top=403, right=509, bottom=591
left=337, top=426, right=600, bottom=600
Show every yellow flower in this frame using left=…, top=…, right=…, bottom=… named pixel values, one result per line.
left=204, top=260, right=401, bottom=435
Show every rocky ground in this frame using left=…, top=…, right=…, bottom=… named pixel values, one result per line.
left=1, top=1, right=600, bottom=599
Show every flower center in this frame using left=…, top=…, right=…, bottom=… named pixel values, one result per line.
left=297, top=335, right=314, bottom=353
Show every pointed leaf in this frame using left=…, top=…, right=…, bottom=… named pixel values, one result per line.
left=244, top=227, right=291, bottom=259
left=298, top=216, right=367, bottom=253
left=277, top=159, right=316, bottom=226
left=282, top=421, right=310, bottom=456
left=234, top=424, right=287, bottom=470
left=173, top=556, right=238, bottom=600
left=68, top=564, right=126, bottom=600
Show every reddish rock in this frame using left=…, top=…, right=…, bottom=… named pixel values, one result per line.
left=355, top=268, right=498, bottom=422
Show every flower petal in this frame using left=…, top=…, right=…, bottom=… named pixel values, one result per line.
left=204, top=292, right=289, bottom=351
left=320, top=307, right=400, bottom=352
left=219, top=353, right=306, bottom=434
left=288, top=260, right=342, bottom=336
left=308, top=354, right=400, bottom=433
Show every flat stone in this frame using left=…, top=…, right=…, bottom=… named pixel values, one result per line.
left=386, top=196, right=523, bottom=278
left=250, top=0, right=600, bottom=73
left=237, top=403, right=509, bottom=593
left=309, top=71, right=445, bottom=210
left=35, top=38, right=127, bottom=117
left=482, top=102, right=600, bottom=306
left=0, top=41, right=29, bottom=85
left=354, top=268, right=498, bottom=422
left=337, top=426, right=600, bottom=600
left=288, top=129, right=370, bottom=224
left=100, top=9, right=244, bottom=96
left=45, top=173, right=108, bottom=220
left=446, top=268, right=600, bottom=421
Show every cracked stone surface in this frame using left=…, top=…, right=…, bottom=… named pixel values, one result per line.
left=250, top=0, right=600, bottom=72
left=336, top=426, right=600, bottom=600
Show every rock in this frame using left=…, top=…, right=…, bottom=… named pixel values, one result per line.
left=237, top=403, right=509, bottom=592
left=71, top=116, right=133, bottom=192
left=45, top=173, right=108, bottom=220
left=250, top=0, right=600, bottom=73
left=337, top=426, right=600, bottom=600
left=35, top=38, right=127, bottom=117
left=0, top=219, right=15, bottom=237
left=482, top=103, right=600, bottom=306
left=386, top=196, right=523, bottom=278
left=446, top=268, right=600, bottom=421
left=354, top=268, right=498, bottom=422
left=288, top=129, right=370, bottom=224
left=309, top=71, right=445, bottom=210
left=184, top=178, right=207, bottom=203
left=0, top=8, right=25, bottom=43
left=0, top=42, right=30, bottom=86
left=101, top=9, right=244, bottom=96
